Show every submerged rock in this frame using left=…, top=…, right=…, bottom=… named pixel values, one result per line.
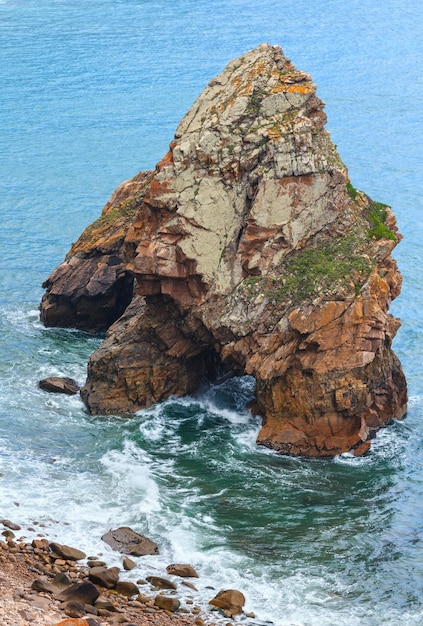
left=40, top=43, right=407, bottom=457
left=39, top=377, right=80, bottom=395
left=146, top=575, right=177, bottom=590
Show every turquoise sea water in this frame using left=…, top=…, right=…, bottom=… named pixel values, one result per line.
left=1, top=1, right=423, bottom=624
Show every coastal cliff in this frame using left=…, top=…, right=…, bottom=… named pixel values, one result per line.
left=40, top=44, right=407, bottom=457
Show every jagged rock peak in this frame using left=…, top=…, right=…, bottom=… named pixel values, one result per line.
left=40, top=44, right=407, bottom=458
left=126, top=43, right=345, bottom=305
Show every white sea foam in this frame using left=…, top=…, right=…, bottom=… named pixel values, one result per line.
left=100, top=440, right=162, bottom=515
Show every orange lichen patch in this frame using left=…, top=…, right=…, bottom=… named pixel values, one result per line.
left=271, top=82, right=313, bottom=95
left=285, top=84, right=314, bottom=94
left=144, top=178, right=172, bottom=203
left=70, top=206, right=137, bottom=255
left=155, top=149, right=174, bottom=170
left=247, top=60, right=266, bottom=78
left=265, top=112, right=299, bottom=140
left=237, top=83, right=254, bottom=98
left=231, top=75, right=243, bottom=89
left=271, top=84, right=289, bottom=94
left=271, top=67, right=310, bottom=81
left=266, top=125, right=283, bottom=141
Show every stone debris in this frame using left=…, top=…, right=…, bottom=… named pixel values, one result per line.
left=0, top=519, right=233, bottom=626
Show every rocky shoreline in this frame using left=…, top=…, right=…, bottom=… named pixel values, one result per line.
left=0, top=520, right=253, bottom=626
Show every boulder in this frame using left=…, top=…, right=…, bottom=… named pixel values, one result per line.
left=64, top=601, right=87, bottom=618
left=166, top=563, right=199, bottom=578
left=55, top=581, right=100, bottom=605
left=146, top=576, right=177, bottom=590
left=31, top=578, right=58, bottom=594
left=182, top=580, right=198, bottom=591
left=2, top=530, right=14, bottom=539
left=49, top=542, right=86, bottom=561
left=101, top=527, right=159, bottom=556
left=95, top=598, right=119, bottom=612
left=41, top=44, right=407, bottom=457
left=52, top=572, right=71, bottom=588
left=115, top=580, right=139, bottom=597
left=154, top=594, right=181, bottom=612
left=88, top=566, right=120, bottom=589
left=209, top=589, right=245, bottom=616
left=39, top=377, right=80, bottom=395
left=122, top=556, right=136, bottom=570
left=0, top=519, right=21, bottom=530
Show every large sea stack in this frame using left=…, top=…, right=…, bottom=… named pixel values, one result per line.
left=40, top=44, right=407, bottom=457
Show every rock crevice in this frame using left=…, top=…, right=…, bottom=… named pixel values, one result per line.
left=40, top=44, right=407, bottom=457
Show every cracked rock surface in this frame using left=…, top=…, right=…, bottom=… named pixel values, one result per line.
left=40, top=44, right=407, bottom=457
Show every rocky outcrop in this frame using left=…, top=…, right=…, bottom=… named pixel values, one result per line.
left=40, top=170, right=153, bottom=333
left=40, top=43, right=407, bottom=457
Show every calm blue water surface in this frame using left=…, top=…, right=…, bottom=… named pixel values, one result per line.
left=1, top=1, right=423, bottom=624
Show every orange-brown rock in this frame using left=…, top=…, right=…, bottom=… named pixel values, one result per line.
left=40, top=44, right=407, bottom=457
left=209, top=589, right=245, bottom=616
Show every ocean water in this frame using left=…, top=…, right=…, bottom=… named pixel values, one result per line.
left=1, top=1, right=423, bottom=624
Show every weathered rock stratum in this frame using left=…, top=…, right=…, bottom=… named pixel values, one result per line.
left=40, top=43, right=407, bottom=457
